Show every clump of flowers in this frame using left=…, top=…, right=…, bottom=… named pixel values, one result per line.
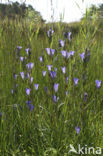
left=26, top=62, right=34, bottom=70
left=26, top=101, right=34, bottom=112
left=53, top=95, right=59, bottom=103
left=34, top=84, right=39, bottom=91
left=75, top=126, right=80, bottom=134
left=54, top=83, right=59, bottom=92
left=84, top=92, right=88, bottom=102
left=20, top=72, right=25, bottom=79
left=73, top=78, right=79, bottom=85
left=47, top=27, right=54, bottom=38
left=26, top=88, right=31, bottom=95
left=61, top=50, right=67, bottom=58
left=61, top=67, right=66, bottom=74
left=64, top=31, right=72, bottom=41
left=47, top=65, right=53, bottom=71
left=59, top=40, right=65, bottom=47
left=95, top=80, right=101, bottom=89
left=42, top=71, right=46, bottom=77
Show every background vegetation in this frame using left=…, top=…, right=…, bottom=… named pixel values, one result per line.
left=0, top=1, right=45, bottom=23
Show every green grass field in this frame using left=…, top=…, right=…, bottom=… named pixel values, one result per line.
left=0, top=17, right=103, bottom=155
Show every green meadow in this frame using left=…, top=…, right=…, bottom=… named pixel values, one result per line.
left=0, top=6, right=103, bottom=156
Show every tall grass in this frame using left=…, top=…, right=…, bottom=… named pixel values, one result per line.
left=0, top=12, right=103, bottom=156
